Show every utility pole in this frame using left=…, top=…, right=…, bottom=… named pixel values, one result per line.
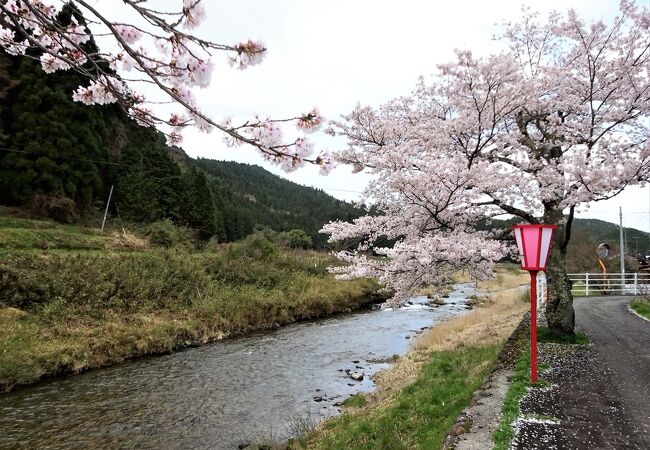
left=620, top=206, right=625, bottom=289
left=101, top=185, right=114, bottom=233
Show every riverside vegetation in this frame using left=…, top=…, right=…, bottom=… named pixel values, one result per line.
left=288, top=266, right=529, bottom=449
left=0, top=214, right=383, bottom=393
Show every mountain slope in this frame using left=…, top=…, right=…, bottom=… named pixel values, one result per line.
left=485, top=217, right=650, bottom=272
left=193, top=158, right=362, bottom=246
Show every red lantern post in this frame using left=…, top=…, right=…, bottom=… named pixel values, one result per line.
left=512, top=224, right=557, bottom=383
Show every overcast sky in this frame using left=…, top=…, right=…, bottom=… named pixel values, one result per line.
left=163, top=0, right=649, bottom=233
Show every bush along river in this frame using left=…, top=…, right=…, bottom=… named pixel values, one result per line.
left=0, top=283, right=477, bottom=450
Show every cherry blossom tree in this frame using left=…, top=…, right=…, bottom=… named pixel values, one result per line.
left=322, top=0, right=650, bottom=333
left=0, top=0, right=333, bottom=172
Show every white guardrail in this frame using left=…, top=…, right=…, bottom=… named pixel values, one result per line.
left=568, top=272, right=650, bottom=296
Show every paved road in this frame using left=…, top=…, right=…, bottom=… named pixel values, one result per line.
left=517, top=296, right=650, bottom=448
left=574, top=296, right=650, bottom=439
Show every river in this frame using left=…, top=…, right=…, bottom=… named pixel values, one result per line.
left=0, top=283, right=476, bottom=450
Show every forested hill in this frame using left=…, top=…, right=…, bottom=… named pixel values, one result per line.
left=193, top=159, right=362, bottom=247
left=486, top=217, right=650, bottom=272
left=0, top=5, right=362, bottom=247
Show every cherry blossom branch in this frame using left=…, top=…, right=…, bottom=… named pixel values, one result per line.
left=0, top=0, right=334, bottom=172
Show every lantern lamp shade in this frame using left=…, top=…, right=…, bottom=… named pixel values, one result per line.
left=512, top=224, right=557, bottom=271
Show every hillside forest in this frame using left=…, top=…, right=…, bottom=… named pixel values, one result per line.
left=0, top=6, right=361, bottom=247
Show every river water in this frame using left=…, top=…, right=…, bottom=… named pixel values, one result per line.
left=0, top=283, right=476, bottom=450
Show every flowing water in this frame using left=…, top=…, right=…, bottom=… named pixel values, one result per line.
left=0, top=283, right=477, bottom=450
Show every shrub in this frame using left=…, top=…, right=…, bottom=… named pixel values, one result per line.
left=25, top=194, right=79, bottom=224
left=146, top=219, right=194, bottom=249
left=0, top=259, right=48, bottom=308
left=0, top=252, right=220, bottom=313
left=225, top=234, right=277, bottom=260
left=277, top=229, right=313, bottom=249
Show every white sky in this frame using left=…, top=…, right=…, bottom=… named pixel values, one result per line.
left=153, top=0, right=649, bottom=233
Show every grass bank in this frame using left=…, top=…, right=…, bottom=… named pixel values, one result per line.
left=493, top=321, right=591, bottom=449
left=630, top=298, right=650, bottom=320
left=292, top=266, right=529, bottom=449
left=0, top=232, right=383, bottom=392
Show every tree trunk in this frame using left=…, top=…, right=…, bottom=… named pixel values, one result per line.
left=544, top=208, right=575, bottom=334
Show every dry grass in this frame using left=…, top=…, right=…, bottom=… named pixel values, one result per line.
left=106, top=230, right=150, bottom=250
left=413, top=288, right=528, bottom=352
left=358, top=266, right=528, bottom=409
left=477, top=265, right=528, bottom=292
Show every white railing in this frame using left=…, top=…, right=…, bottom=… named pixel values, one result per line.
left=568, top=272, right=650, bottom=296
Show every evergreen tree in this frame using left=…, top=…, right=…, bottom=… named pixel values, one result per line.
left=114, top=123, right=183, bottom=223
left=0, top=6, right=109, bottom=208
left=179, top=167, right=220, bottom=240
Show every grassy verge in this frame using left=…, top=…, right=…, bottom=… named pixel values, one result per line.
left=0, top=235, right=382, bottom=392
left=492, top=344, right=532, bottom=450
left=293, top=345, right=500, bottom=450
left=630, top=298, right=650, bottom=320
left=293, top=266, right=529, bottom=449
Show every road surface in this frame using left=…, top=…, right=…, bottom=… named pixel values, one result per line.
left=574, top=296, right=650, bottom=443
left=516, top=296, right=650, bottom=449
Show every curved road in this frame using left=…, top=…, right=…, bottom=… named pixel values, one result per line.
left=574, top=296, right=650, bottom=440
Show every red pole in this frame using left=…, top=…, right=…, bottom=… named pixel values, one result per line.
left=530, top=270, right=539, bottom=383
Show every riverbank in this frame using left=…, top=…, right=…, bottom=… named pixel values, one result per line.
left=0, top=231, right=383, bottom=392
left=290, top=267, right=528, bottom=449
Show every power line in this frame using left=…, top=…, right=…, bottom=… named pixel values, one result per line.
left=0, top=146, right=130, bottom=167
left=322, top=187, right=363, bottom=194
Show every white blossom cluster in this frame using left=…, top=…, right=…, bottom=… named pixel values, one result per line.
left=323, top=1, right=650, bottom=305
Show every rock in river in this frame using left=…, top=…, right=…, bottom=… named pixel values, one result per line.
left=349, top=372, right=364, bottom=381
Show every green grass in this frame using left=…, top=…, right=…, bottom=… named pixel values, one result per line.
left=0, top=215, right=56, bottom=229
left=492, top=347, right=535, bottom=450
left=294, top=345, right=500, bottom=450
left=630, top=298, right=650, bottom=320
left=0, top=235, right=383, bottom=392
left=570, top=285, right=587, bottom=297
left=342, top=395, right=367, bottom=408
left=537, top=326, right=589, bottom=345
left=0, top=227, right=112, bottom=250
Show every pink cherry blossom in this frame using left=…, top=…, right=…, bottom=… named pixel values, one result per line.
left=167, top=130, right=183, bottom=145
left=114, top=25, right=142, bottom=45
left=182, top=0, right=206, bottom=30
left=186, top=58, right=213, bottom=88
left=228, top=40, right=266, bottom=70
left=0, top=0, right=325, bottom=168
left=297, top=108, right=324, bottom=133
left=72, top=76, right=123, bottom=105
left=64, top=16, right=89, bottom=47
left=323, top=1, right=650, bottom=310
left=40, top=53, right=70, bottom=73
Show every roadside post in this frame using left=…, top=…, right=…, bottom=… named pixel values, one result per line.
left=513, top=224, right=557, bottom=383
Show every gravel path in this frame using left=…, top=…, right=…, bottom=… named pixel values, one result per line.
left=515, top=296, right=650, bottom=449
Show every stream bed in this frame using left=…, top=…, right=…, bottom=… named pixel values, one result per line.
left=0, top=283, right=477, bottom=450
